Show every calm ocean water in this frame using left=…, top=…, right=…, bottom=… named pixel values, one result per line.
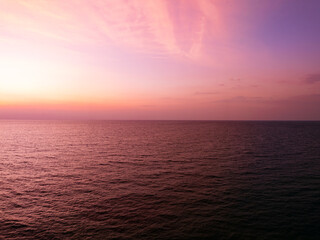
left=0, top=120, right=319, bottom=239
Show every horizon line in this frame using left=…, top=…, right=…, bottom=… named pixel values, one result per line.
left=0, top=118, right=319, bottom=122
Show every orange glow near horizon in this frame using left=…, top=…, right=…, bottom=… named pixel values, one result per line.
left=0, top=0, right=320, bottom=120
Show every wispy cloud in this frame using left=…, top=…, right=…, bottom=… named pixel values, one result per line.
left=194, top=91, right=220, bottom=95
left=214, top=96, right=267, bottom=103
left=303, top=74, right=320, bottom=84
left=0, top=0, right=222, bottom=60
left=214, top=94, right=320, bottom=106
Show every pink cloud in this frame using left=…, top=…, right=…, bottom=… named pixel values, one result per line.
left=303, top=74, right=320, bottom=84
left=0, top=0, right=222, bottom=60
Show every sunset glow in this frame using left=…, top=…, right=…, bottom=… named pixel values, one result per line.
left=1, top=0, right=319, bottom=120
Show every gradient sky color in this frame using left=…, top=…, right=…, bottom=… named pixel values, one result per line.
left=0, top=0, right=320, bottom=120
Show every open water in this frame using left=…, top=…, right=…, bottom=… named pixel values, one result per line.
left=0, top=120, right=319, bottom=239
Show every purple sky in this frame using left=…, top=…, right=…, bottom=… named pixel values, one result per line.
left=0, top=0, right=319, bottom=120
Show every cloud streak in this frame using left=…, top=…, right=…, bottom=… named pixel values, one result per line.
left=0, top=0, right=222, bottom=60
left=194, top=91, right=220, bottom=95
left=303, top=74, right=320, bottom=84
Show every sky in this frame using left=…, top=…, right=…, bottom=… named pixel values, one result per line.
left=0, top=0, right=319, bottom=120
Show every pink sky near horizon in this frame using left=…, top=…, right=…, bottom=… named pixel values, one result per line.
left=0, top=0, right=319, bottom=120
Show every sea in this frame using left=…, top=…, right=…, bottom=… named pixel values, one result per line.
left=0, top=120, right=319, bottom=239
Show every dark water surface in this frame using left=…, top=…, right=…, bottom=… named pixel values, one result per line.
left=0, top=121, right=319, bottom=239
